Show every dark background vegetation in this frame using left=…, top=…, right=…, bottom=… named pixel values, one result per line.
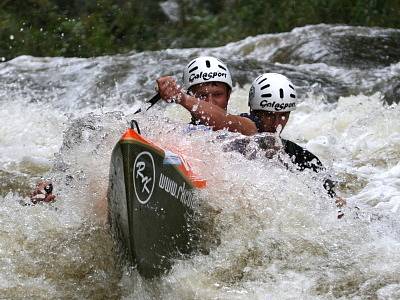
left=1, top=0, right=400, bottom=60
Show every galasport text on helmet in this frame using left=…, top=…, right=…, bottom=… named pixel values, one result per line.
left=183, top=56, right=233, bottom=90
left=248, top=73, right=297, bottom=112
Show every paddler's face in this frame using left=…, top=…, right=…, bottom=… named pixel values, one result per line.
left=253, top=110, right=290, bottom=134
left=190, top=82, right=230, bottom=110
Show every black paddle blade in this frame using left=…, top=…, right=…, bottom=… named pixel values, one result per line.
left=134, top=93, right=161, bottom=114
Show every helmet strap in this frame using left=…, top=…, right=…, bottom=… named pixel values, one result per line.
left=249, top=111, right=262, bottom=132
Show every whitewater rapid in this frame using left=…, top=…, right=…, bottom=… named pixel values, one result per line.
left=0, top=24, right=399, bottom=299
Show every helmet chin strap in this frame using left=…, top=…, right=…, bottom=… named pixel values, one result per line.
left=275, top=124, right=283, bottom=136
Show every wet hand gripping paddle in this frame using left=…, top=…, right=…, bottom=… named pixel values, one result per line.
left=134, top=93, right=161, bottom=114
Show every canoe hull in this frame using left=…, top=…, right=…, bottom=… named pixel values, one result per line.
left=107, top=127, right=204, bottom=277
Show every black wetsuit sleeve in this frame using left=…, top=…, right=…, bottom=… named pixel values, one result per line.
left=283, top=139, right=323, bottom=172
left=283, top=139, right=336, bottom=197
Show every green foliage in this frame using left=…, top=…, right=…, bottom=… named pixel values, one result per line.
left=0, top=0, right=399, bottom=60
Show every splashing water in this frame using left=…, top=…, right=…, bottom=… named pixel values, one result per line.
left=0, top=24, right=400, bottom=299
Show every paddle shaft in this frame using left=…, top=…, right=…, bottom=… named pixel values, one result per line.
left=134, top=93, right=161, bottom=114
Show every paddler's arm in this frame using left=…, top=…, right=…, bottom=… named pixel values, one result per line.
left=179, top=94, right=257, bottom=134
left=156, top=76, right=257, bottom=135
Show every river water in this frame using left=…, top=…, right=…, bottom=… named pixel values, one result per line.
left=0, top=24, right=400, bottom=299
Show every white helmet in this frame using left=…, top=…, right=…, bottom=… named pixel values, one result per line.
left=248, top=73, right=297, bottom=112
left=183, top=56, right=233, bottom=90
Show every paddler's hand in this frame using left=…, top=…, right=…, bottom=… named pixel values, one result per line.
left=30, top=180, right=56, bottom=204
left=156, top=76, right=184, bottom=103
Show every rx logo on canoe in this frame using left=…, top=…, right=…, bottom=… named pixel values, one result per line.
left=133, top=151, right=155, bottom=204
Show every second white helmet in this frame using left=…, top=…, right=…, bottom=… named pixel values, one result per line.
left=249, top=73, right=297, bottom=112
left=183, top=56, right=233, bottom=90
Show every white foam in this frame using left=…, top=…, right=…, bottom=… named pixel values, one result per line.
left=0, top=99, right=67, bottom=172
